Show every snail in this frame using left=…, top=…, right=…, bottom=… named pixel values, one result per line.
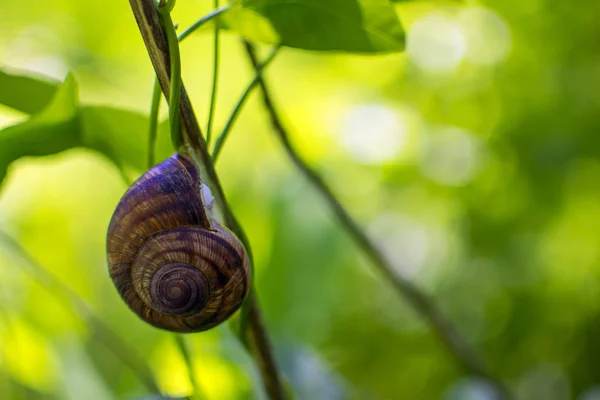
left=106, top=153, right=251, bottom=332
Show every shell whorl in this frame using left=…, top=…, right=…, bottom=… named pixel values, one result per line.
left=107, top=154, right=251, bottom=332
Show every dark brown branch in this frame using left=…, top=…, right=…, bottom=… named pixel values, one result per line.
left=126, top=2, right=286, bottom=399
left=242, top=40, right=513, bottom=400
left=243, top=294, right=287, bottom=399
left=127, top=0, right=205, bottom=161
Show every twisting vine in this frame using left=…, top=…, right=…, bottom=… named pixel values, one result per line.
left=148, top=3, right=228, bottom=167
left=147, top=78, right=162, bottom=167
left=205, top=0, right=221, bottom=146
left=157, top=0, right=183, bottom=148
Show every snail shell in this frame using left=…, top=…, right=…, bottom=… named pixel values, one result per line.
left=106, top=154, right=251, bottom=332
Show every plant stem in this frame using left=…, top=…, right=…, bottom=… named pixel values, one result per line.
left=177, top=6, right=230, bottom=42
left=157, top=2, right=182, bottom=149
left=147, top=5, right=227, bottom=168
left=241, top=40, right=513, bottom=400
left=0, top=230, right=160, bottom=394
left=205, top=0, right=221, bottom=146
left=174, top=335, right=204, bottom=400
left=243, top=293, right=288, bottom=400
left=156, top=4, right=227, bottom=395
left=148, top=77, right=162, bottom=168
left=212, top=45, right=280, bottom=163
left=127, top=2, right=287, bottom=398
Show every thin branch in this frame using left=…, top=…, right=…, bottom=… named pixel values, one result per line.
left=147, top=5, right=227, bottom=168
left=0, top=230, right=160, bottom=394
left=157, top=1, right=183, bottom=149
left=128, top=0, right=206, bottom=160
left=212, top=45, right=280, bottom=163
left=177, top=6, right=230, bottom=42
left=241, top=40, right=513, bottom=400
left=127, top=2, right=287, bottom=399
left=159, top=4, right=208, bottom=392
left=148, top=77, right=162, bottom=168
left=243, top=293, right=289, bottom=400
left=129, top=0, right=234, bottom=232
left=205, top=0, right=222, bottom=146
left=174, top=335, right=204, bottom=400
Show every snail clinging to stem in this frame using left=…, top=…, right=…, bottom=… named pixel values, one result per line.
left=106, top=153, right=251, bottom=332
left=106, top=0, right=251, bottom=333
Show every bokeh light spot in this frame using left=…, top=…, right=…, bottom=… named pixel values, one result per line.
left=3, top=25, right=68, bottom=79
left=419, top=126, right=482, bottom=186
left=459, top=7, right=511, bottom=66
left=443, top=378, right=499, bottom=400
left=338, top=104, right=420, bottom=164
left=581, top=388, right=600, bottom=400
left=407, top=14, right=466, bottom=73
left=369, top=213, right=447, bottom=279
left=518, top=364, right=570, bottom=400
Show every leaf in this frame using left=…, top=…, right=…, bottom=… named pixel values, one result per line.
left=230, top=0, right=405, bottom=52
left=129, top=397, right=188, bottom=400
left=79, top=106, right=148, bottom=172
left=0, top=69, right=59, bottom=114
left=0, top=74, right=81, bottom=184
left=221, top=7, right=280, bottom=45
left=0, top=72, right=164, bottom=187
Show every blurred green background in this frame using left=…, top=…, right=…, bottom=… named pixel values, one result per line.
left=1, top=0, right=599, bottom=399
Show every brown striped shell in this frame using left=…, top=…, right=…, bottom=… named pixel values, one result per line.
left=106, top=154, right=251, bottom=332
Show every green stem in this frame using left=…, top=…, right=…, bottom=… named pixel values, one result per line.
left=148, top=6, right=228, bottom=165
left=205, top=0, right=221, bottom=146
left=158, top=2, right=182, bottom=150
left=177, top=6, right=230, bottom=42
left=148, top=77, right=162, bottom=168
left=212, top=46, right=280, bottom=163
left=127, top=2, right=287, bottom=397
left=174, top=335, right=204, bottom=400
left=156, top=6, right=206, bottom=394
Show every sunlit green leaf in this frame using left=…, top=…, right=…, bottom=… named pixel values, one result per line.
left=80, top=106, right=148, bottom=172
left=221, top=7, right=280, bottom=45
left=230, top=0, right=405, bottom=52
left=0, top=72, right=155, bottom=186
left=0, top=69, right=59, bottom=115
left=0, top=74, right=80, bottom=184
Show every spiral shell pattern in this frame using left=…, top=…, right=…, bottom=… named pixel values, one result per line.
left=107, top=154, right=251, bottom=332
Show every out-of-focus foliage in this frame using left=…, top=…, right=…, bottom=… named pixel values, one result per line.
left=0, top=0, right=598, bottom=399
left=227, top=0, right=406, bottom=52
left=0, top=74, right=152, bottom=184
left=0, top=70, right=57, bottom=114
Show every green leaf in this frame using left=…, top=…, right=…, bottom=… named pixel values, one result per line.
left=0, top=72, right=161, bottom=187
left=0, top=69, right=59, bottom=114
left=0, top=74, right=81, bottom=183
left=79, top=106, right=148, bottom=172
left=129, top=397, right=188, bottom=400
left=230, top=0, right=405, bottom=52
left=221, top=7, right=280, bottom=45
